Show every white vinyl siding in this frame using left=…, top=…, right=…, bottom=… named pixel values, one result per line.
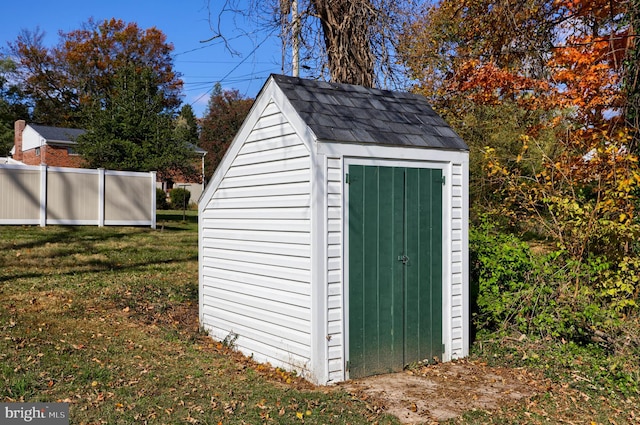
left=326, top=157, right=343, bottom=383
left=198, top=76, right=469, bottom=385
left=450, top=162, right=465, bottom=357
left=21, top=126, right=44, bottom=151
left=200, top=100, right=313, bottom=375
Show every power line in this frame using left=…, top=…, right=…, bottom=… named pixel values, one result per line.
left=182, top=67, right=281, bottom=82
left=172, top=30, right=271, bottom=58
left=189, top=28, right=278, bottom=109
left=182, top=75, right=273, bottom=92
left=172, top=41, right=222, bottom=57
left=177, top=60, right=276, bottom=65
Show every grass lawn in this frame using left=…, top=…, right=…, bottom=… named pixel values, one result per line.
left=0, top=211, right=399, bottom=424
left=1, top=211, right=638, bottom=424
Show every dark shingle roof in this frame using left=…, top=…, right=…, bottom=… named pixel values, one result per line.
left=189, top=143, right=207, bottom=156
left=271, top=74, right=468, bottom=150
left=27, top=124, right=207, bottom=155
left=29, top=124, right=86, bottom=145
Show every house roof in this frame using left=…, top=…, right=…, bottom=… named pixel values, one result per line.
left=29, top=124, right=86, bottom=145
left=189, top=143, right=207, bottom=156
left=27, top=124, right=207, bottom=156
left=270, top=74, right=468, bottom=150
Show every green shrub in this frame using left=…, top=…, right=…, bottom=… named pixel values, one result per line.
left=471, top=216, right=640, bottom=396
left=156, top=188, right=169, bottom=210
left=471, top=221, right=611, bottom=339
left=470, top=219, right=537, bottom=334
left=169, top=187, right=191, bottom=210
left=471, top=218, right=640, bottom=370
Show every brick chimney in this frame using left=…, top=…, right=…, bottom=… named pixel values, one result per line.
left=13, top=120, right=26, bottom=161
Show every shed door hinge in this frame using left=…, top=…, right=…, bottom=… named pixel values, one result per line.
left=441, top=175, right=446, bottom=185
left=345, top=173, right=350, bottom=184
left=346, top=360, right=350, bottom=371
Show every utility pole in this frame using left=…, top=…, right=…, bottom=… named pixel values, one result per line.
left=292, top=0, right=300, bottom=77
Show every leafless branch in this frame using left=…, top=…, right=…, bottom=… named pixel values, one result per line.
left=205, top=0, right=425, bottom=88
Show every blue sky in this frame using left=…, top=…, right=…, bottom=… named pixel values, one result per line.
left=0, top=0, right=285, bottom=117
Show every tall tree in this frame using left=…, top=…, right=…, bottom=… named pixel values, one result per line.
left=399, top=0, right=639, bottom=258
left=399, top=0, right=628, bottom=124
left=399, top=0, right=640, bottom=348
left=174, top=104, right=199, bottom=145
left=199, top=83, right=253, bottom=180
left=311, top=0, right=376, bottom=86
left=209, top=0, right=421, bottom=87
left=8, top=28, right=73, bottom=126
left=77, top=63, right=195, bottom=179
left=9, top=18, right=182, bottom=126
left=0, top=57, right=29, bottom=156
left=624, top=0, right=640, bottom=150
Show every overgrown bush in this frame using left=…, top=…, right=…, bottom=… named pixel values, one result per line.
left=471, top=218, right=640, bottom=392
left=471, top=219, right=637, bottom=336
left=169, top=187, right=191, bottom=210
left=156, top=188, right=169, bottom=210
left=470, top=219, right=537, bottom=333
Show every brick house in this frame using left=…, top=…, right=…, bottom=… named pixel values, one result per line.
left=11, top=120, right=207, bottom=202
left=12, top=120, right=86, bottom=168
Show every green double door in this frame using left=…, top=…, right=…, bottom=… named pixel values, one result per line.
left=348, top=165, right=443, bottom=378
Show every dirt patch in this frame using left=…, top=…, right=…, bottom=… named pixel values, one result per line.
left=339, top=359, right=545, bottom=424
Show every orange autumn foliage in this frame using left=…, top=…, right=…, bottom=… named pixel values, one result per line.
left=448, top=60, right=552, bottom=109
left=400, top=0, right=640, bottom=260
left=10, top=18, right=182, bottom=126
left=549, top=35, right=624, bottom=126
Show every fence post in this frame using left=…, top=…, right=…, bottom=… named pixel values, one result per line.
left=98, top=168, right=105, bottom=227
left=39, top=164, right=47, bottom=227
left=150, top=171, right=157, bottom=229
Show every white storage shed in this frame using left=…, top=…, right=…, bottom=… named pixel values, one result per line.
left=198, top=75, right=469, bottom=384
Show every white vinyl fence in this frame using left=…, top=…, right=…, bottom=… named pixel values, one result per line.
left=0, top=164, right=156, bottom=228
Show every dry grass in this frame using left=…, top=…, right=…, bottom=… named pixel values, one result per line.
left=1, top=211, right=638, bottom=424
left=0, top=212, right=399, bottom=424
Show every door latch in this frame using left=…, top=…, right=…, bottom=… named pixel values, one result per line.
left=398, top=254, right=409, bottom=265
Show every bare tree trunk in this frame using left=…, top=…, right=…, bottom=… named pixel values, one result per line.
left=312, top=0, right=376, bottom=87
left=208, top=0, right=409, bottom=88
left=624, top=0, right=640, bottom=153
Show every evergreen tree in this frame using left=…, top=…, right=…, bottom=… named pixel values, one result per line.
left=77, top=63, right=194, bottom=179
left=174, top=104, right=199, bottom=144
